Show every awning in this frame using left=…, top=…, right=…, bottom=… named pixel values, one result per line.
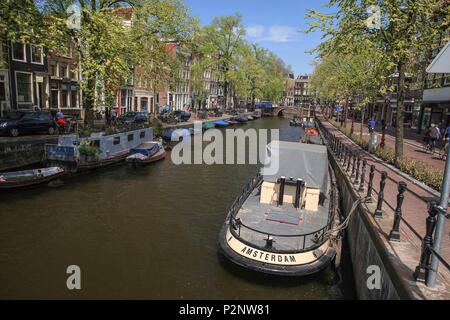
left=427, top=42, right=450, bottom=74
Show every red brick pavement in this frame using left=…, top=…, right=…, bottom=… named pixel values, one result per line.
left=319, top=115, right=450, bottom=291
left=345, top=122, right=446, bottom=172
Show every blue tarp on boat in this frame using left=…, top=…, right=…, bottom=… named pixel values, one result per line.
left=214, top=120, right=230, bottom=127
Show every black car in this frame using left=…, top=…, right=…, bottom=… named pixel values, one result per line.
left=0, top=111, right=57, bottom=137
left=173, top=111, right=191, bottom=122
left=119, top=112, right=149, bottom=124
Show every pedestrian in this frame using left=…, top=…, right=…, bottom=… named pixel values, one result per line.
left=56, top=109, right=64, bottom=119
left=105, top=107, right=111, bottom=126
left=442, top=124, right=450, bottom=160
left=429, top=124, right=440, bottom=153
left=111, top=108, right=117, bottom=123
left=368, top=119, right=376, bottom=133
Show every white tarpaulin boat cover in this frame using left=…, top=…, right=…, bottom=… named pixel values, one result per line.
left=261, top=141, right=329, bottom=192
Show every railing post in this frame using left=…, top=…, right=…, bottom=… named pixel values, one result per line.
left=338, top=141, right=342, bottom=160
left=346, top=150, right=352, bottom=173
left=354, top=155, right=362, bottom=185
left=343, top=147, right=348, bottom=166
left=351, top=153, right=357, bottom=178
left=359, top=160, right=367, bottom=193
left=367, top=165, right=376, bottom=200
left=374, top=172, right=388, bottom=219
left=389, top=182, right=407, bottom=241
left=414, top=202, right=439, bottom=283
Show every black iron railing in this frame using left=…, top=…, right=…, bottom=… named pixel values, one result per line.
left=227, top=170, right=338, bottom=255
left=315, top=113, right=450, bottom=286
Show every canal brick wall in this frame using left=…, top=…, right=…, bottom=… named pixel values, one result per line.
left=329, top=153, right=403, bottom=299
left=0, top=136, right=58, bottom=172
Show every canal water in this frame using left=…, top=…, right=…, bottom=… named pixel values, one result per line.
left=0, top=117, right=354, bottom=299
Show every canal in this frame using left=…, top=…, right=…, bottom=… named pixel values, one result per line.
left=0, top=117, right=354, bottom=299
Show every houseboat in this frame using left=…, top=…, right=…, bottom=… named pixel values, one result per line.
left=219, top=141, right=339, bottom=276
left=45, top=128, right=153, bottom=173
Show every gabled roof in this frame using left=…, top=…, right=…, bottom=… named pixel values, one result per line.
left=427, top=41, right=450, bottom=74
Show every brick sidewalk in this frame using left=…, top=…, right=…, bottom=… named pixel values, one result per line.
left=319, top=115, right=450, bottom=295
left=344, top=122, right=446, bottom=172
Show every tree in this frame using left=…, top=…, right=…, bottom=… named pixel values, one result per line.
left=201, top=14, right=246, bottom=109
left=2, top=0, right=197, bottom=122
left=306, top=0, right=449, bottom=163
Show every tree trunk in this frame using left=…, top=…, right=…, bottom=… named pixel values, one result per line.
left=223, top=80, right=228, bottom=110
left=395, top=60, right=406, bottom=163
left=360, top=106, right=365, bottom=139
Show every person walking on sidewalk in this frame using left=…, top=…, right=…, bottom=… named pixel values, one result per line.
left=429, top=124, right=441, bottom=153
left=441, top=125, right=450, bottom=160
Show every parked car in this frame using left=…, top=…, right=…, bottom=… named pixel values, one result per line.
left=119, top=112, right=149, bottom=124
left=0, top=111, right=57, bottom=137
left=173, top=111, right=191, bottom=122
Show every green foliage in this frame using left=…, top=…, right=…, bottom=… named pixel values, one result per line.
left=329, top=119, right=443, bottom=191
left=306, top=0, right=450, bottom=160
left=153, top=121, right=164, bottom=137
left=78, top=145, right=99, bottom=158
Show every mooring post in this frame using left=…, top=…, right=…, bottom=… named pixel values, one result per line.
left=414, top=202, right=438, bottom=283
left=278, top=177, right=286, bottom=207
left=367, top=165, right=376, bottom=200
left=389, top=182, right=407, bottom=242
left=374, top=172, right=388, bottom=219
left=359, top=160, right=367, bottom=193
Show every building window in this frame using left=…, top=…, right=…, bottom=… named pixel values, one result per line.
left=50, top=61, right=58, bottom=77
left=128, top=134, right=134, bottom=142
left=120, top=89, right=127, bottom=107
left=61, top=84, right=68, bottom=108
left=50, top=82, right=59, bottom=108
left=15, top=72, right=33, bottom=104
left=60, top=64, right=68, bottom=79
left=70, top=68, right=77, bottom=81
left=31, top=46, right=44, bottom=64
left=113, top=137, right=121, bottom=145
left=12, top=43, right=26, bottom=62
left=71, top=85, right=78, bottom=108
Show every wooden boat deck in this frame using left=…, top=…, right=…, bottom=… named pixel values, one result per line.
left=235, top=188, right=330, bottom=251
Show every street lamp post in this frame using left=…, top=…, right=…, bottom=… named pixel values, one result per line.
left=425, top=41, right=450, bottom=288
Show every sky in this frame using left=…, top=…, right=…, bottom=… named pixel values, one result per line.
left=184, top=0, right=333, bottom=76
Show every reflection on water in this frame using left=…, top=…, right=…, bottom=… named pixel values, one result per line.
left=0, top=118, right=351, bottom=299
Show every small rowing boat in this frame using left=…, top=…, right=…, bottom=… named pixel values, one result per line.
left=202, top=122, right=215, bottom=130
left=235, top=115, right=248, bottom=123
left=126, top=142, right=166, bottom=166
left=0, top=167, right=65, bottom=189
left=214, top=120, right=231, bottom=127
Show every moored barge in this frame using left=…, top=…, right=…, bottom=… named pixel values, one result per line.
left=219, top=141, right=339, bottom=276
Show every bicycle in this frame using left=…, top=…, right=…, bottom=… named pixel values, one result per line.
left=422, top=138, right=434, bottom=154
left=439, top=141, right=449, bottom=161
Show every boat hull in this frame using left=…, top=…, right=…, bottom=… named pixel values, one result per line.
left=219, top=224, right=336, bottom=277
left=126, top=151, right=166, bottom=166
left=0, top=168, right=65, bottom=190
